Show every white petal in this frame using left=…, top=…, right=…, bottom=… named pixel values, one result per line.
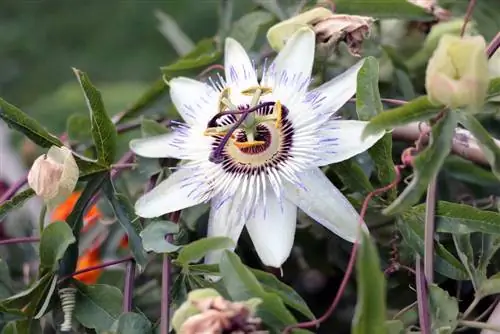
left=204, top=192, right=249, bottom=266
left=135, top=166, right=212, bottom=218
left=262, top=27, right=315, bottom=104
left=305, top=59, right=365, bottom=118
left=224, top=38, right=258, bottom=90
left=130, top=132, right=184, bottom=159
left=284, top=167, right=367, bottom=243
left=316, top=120, right=385, bottom=166
left=169, top=77, right=219, bottom=126
left=245, top=190, right=297, bottom=267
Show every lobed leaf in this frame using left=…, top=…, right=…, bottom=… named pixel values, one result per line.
left=140, top=220, right=180, bottom=254
left=39, top=221, right=76, bottom=272
left=176, top=237, right=235, bottom=267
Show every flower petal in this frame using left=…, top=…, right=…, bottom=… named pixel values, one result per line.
left=130, top=132, right=184, bottom=159
left=245, top=190, right=297, bottom=267
left=135, top=166, right=212, bottom=218
left=304, top=59, right=365, bottom=119
left=315, top=120, right=385, bottom=166
left=224, top=38, right=258, bottom=90
left=170, top=77, right=219, bottom=126
left=204, top=192, right=249, bottom=266
left=284, top=167, right=368, bottom=243
left=262, top=27, right=315, bottom=104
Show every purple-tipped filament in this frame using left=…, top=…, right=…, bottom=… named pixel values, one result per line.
left=208, top=101, right=276, bottom=163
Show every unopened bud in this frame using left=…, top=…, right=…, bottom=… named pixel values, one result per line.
left=425, top=34, right=489, bottom=111
left=28, top=146, right=79, bottom=209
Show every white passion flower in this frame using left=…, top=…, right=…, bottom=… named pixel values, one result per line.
left=130, top=27, right=385, bottom=267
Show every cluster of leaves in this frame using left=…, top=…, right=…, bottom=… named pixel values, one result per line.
left=1, top=0, right=500, bottom=333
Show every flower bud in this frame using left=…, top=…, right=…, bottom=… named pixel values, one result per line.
left=28, top=146, right=79, bottom=209
left=425, top=34, right=489, bottom=111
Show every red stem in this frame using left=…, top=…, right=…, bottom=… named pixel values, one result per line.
left=123, top=260, right=136, bottom=312
left=59, top=255, right=133, bottom=283
left=416, top=256, right=431, bottom=334
left=0, top=178, right=27, bottom=204
left=0, top=236, right=40, bottom=246
left=283, top=166, right=404, bottom=333
left=460, top=0, right=476, bottom=37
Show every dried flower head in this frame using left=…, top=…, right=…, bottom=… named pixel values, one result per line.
left=426, top=34, right=489, bottom=112
left=28, top=146, right=79, bottom=209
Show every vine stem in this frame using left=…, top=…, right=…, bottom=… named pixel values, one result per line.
left=0, top=178, right=27, bottom=204
left=459, top=320, right=500, bottom=332
left=486, top=32, right=500, bottom=58
left=460, top=0, right=476, bottom=37
left=282, top=165, right=404, bottom=333
left=161, top=210, right=181, bottom=334
left=59, top=255, right=133, bottom=283
left=38, top=205, right=47, bottom=235
left=423, top=177, right=437, bottom=283
left=123, top=260, right=136, bottom=313
left=0, top=236, right=40, bottom=246
left=416, top=256, right=431, bottom=334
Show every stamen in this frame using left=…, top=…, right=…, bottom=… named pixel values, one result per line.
left=233, top=141, right=266, bottom=149
left=209, top=102, right=276, bottom=164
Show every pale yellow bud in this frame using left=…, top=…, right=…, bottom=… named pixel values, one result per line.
left=425, top=34, right=489, bottom=112
left=27, top=146, right=79, bottom=209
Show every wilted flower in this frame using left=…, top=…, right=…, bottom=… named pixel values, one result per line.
left=27, top=146, right=79, bottom=209
left=426, top=34, right=489, bottom=111
left=172, top=289, right=264, bottom=334
left=130, top=27, right=384, bottom=267
left=266, top=7, right=374, bottom=57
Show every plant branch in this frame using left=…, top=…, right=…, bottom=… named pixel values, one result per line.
left=487, top=32, right=500, bottom=58
left=59, top=255, right=133, bottom=283
left=123, top=260, right=136, bottom=312
left=0, top=236, right=40, bottom=246
left=460, top=0, right=476, bottom=37
left=459, top=320, right=500, bottom=332
left=416, top=256, right=431, bottom=334
left=423, top=177, right=437, bottom=283
left=0, top=178, right=27, bottom=204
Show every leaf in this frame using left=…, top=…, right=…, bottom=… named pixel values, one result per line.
left=141, top=119, right=169, bottom=137
left=66, top=114, right=92, bottom=142
left=409, top=201, right=500, bottom=235
left=330, top=159, right=374, bottom=194
left=115, top=312, right=152, bottom=334
left=229, top=11, right=274, bottom=50
left=73, top=68, right=118, bottom=166
left=398, top=218, right=468, bottom=280
left=459, top=113, right=500, bottom=180
left=488, top=77, right=500, bottom=99
left=103, top=178, right=147, bottom=268
left=0, top=98, right=62, bottom=148
left=352, top=232, right=387, bottom=334
left=477, top=234, right=500, bottom=275
left=74, top=283, right=123, bottom=331
left=155, top=10, right=195, bottom=56
left=39, top=221, right=76, bottom=272
left=335, top=0, right=433, bottom=19
left=1, top=274, right=52, bottom=311
left=252, top=0, right=286, bottom=20
left=452, top=234, right=483, bottom=291
left=0, top=189, right=35, bottom=222
left=443, top=156, right=499, bottom=187
left=355, top=56, right=396, bottom=198
left=140, top=220, right=180, bottom=254
left=384, top=111, right=457, bottom=215
left=0, top=260, right=13, bottom=299
left=362, top=96, right=441, bottom=139
left=161, top=39, right=221, bottom=77
left=1, top=320, right=42, bottom=334
left=74, top=156, right=109, bottom=179
left=385, top=320, right=404, bottom=334
left=428, top=284, right=459, bottom=333
left=219, top=251, right=299, bottom=331
left=251, top=269, right=315, bottom=320
left=33, top=274, right=58, bottom=319
left=176, top=237, right=235, bottom=266
left=116, top=79, right=168, bottom=124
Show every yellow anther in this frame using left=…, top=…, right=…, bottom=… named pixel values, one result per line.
left=274, top=100, right=282, bottom=128
left=241, top=86, right=273, bottom=96
left=233, top=140, right=266, bottom=149
left=204, top=128, right=227, bottom=137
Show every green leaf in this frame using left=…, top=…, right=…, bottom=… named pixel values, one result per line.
left=0, top=260, right=13, bottom=299
left=352, top=232, right=387, bottom=334
left=141, top=119, right=169, bottom=137
left=362, top=96, right=441, bottom=139
left=487, top=77, right=500, bottom=99
left=452, top=234, right=483, bottom=291
left=176, top=237, right=235, bottom=266
left=161, top=39, right=221, bottom=77
left=1, top=320, right=42, bottom=334
left=103, top=178, right=147, bottom=268
left=39, top=221, right=76, bottom=272
left=409, top=201, right=500, bottom=235
left=251, top=269, right=315, bottom=320
left=66, top=114, right=92, bottom=142
left=428, top=284, right=459, bottom=333
left=355, top=56, right=396, bottom=198
left=335, top=0, right=433, bottom=19
left=0, top=98, right=62, bottom=148
left=229, top=11, right=274, bottom=50
left=219, top=251, right=299, bottom=331
left=0, top=189, right=35, bottom=222
left=1, top=274, right=52, bottom=311
left=74, top=156, right=110, bottom=179
left=443, top=156, right=499, bottom=186
left=155, top=10, right=195, bottom=56
left=33, top=274, right=58, bottom=319
left=330, top=159, right=374, bottom=194
left=73, top=68, right=118, bottom=166
left=384, top=111, right=457, bottom=215
left=140, top=220, right=180, bottom=253
left=459, top=113, right=500, bottom=180
left=398, top=218, right=468, bottom=280
left=116, top=79, right=168, bottom=124
left=385, top=320, right=404, bottom=334
left=477, top=235, right=500, bottom=275
left=74, top=283, right=123, bottom=332
left=115, top=312, right=152, bottom=334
